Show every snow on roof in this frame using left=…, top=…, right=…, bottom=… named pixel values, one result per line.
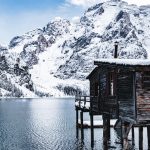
left=94, top=59, right=150, bottom=66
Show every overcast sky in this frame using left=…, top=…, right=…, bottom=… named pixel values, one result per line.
left=0, top=0, right=150, bottom=46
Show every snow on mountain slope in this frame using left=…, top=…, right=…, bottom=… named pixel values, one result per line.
left=2, top=0, right=150, bottom=97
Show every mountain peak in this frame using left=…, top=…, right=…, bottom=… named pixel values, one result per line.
left=43, top=18, right=70, bottom=36
left=1, top=0, right=150, bottom=97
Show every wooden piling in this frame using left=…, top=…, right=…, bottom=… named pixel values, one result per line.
left=132, top=126, right=134, bottom=145
left=147, top=126, right=150, bottom=150
left=90, top=114, right=94, bottom=148
left=114, top=119, right=123, bottom=146
left=103, top=115, right=110, bottom=150
left=80, top=111, right=84, bottom=139
left=122, top=122, right=132, bottom=150
left=120, top=120, right=123, bottom=147
left=107, top=117, right=110, bottom=139
left=114, top=119, right=121, bottom=129
left=139, top=126, right=143, bottom=150
left=76, top=108, right=79, bottom=138
left=76, top=108, right=78, bottom=127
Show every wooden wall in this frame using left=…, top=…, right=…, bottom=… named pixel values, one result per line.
left=117, top=72, right=136, bottom=123
left=136, top=72, right=150, bottom=122
left=89, top=64, right=150, bottom=123
left=90, top=68, right=118, bottom=118
left=99, top=70, right=118, bottom=119
left=90, top=70, right=100, bottom=114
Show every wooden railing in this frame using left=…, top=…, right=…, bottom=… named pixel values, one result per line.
left=75, top=95, right=90, bottom=109
left=75, top=95, right=99, bottom=110
left=75, top=96, right=118, bottom=116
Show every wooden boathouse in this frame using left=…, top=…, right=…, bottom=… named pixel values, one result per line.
left=75, top=58, right=150, bottom=149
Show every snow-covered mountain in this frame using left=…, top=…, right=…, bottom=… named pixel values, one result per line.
left=1, top=0, right=150, bottom=97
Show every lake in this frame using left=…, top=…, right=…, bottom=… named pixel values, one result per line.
left=0, top=98, right=148, bottom=150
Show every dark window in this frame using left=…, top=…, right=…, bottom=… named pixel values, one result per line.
left=95, top=82, right=99, bottom=96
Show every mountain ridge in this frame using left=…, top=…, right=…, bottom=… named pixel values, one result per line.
left=0, top=0, right=150, bottom=97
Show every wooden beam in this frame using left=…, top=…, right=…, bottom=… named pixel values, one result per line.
left=90, top=114, right=94, bottom=148
left=147, top=126, right=150, bottom=149
left=122, top=122, right=132, bottom=149
left=132, top=126, right=135, bottom=145
left=76, top=109, right=79, bottom=138
left=76, top=108, right=78, bottom=127
left=103, top=115, right=110, bottom=150
left=114, top=119, right=121, bottom=129
left=139, top=126, right=143, bottom=150
left=80, top=111, right=84, bottom=139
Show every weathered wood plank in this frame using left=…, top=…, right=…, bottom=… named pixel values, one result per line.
left=136, top=72, right=150, bottom=121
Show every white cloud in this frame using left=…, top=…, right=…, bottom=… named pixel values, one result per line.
left=66, top=0, right=150, bottom=7
left=1, top=0, right=150, bottom=46
left=66, top=0, right=106, bottom=7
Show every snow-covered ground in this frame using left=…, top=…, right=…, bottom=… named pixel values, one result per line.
left=78, top=119, right=117, bottom=127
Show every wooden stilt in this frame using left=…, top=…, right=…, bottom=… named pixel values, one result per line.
left=120, top=120, right=123, bottom=147
left=76, top=108, right=79, bottom=138
left=90, top=114, right=94, bottom=148
left=132, top=126, right=134, bottom=145
left=80, top=111, right=84, bottom=139
left=103, top=115, right=110, bottom=150
left=114, top=119, right=121, bottom=129
left=107, top=117, right=110, bottom=139
left=122, top=122, right=132, bottom=150
left=76, top=108, right=78, bottom=127
left=139, top=126, right=143, bottom=150
left=147, top=126, right=150, bottom=150
left=114, top=119, right=123, bottom=145
left=122, top=123, right=126, bottom=149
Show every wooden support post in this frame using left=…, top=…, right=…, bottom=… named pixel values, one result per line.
left=122, top=122, right=132, bottom=150
left=132, top=126, right=134, bottom=145
left=147, top=126, right=150, bottom=150
left=90, top=114, right=94, bottom=148
left=103, top=115, right=110, bottom=150
left=114, top=119, right=123, bottom=145
left=80, top=111, right=84, bottom=139
left=120, top=120, right=123, bottom=147
left=122, top=123, right=127, bottom=149
left=76, top=108, right=79, bottom=138
left=114, top=119, right=121, bottom=129
left=107, top=117, right=110, bottom=139
left=76, top=108, right=78, bottom=127
left=139, top=126, right=143, bottom=150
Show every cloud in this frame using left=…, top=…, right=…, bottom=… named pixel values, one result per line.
left=57, top=2, right=83, bottom=18
left=66, top=0, right=105, bottom=7
left=66, top=0, right=150, bottom=7
left=1, top=0, right=150, bottom=46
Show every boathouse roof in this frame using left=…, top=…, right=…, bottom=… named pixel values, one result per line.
left=94, top=59, right=150, bottom=66
left=87, top=59, right=150, bottom=79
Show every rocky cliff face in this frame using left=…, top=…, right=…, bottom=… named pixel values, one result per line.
left=1, top=0, right=150, bottom=97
